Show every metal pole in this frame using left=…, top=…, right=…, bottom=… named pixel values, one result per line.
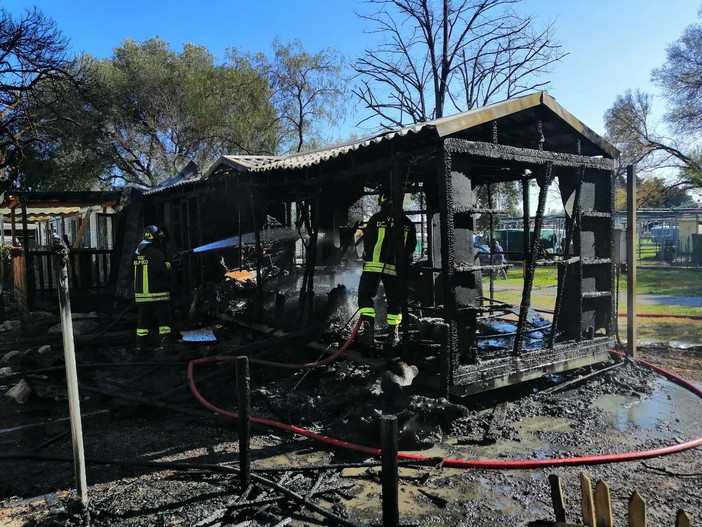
left=522, top=178, right=530, bottom=278
left=236, top=355, right=251, bottom=490
left=380, top=415, right=399, bottom=527
left=488, top=183, right=495, bottom=302
left=626, top=165, right=637, bottom=358
left=51, top=235, right=88, bottom=506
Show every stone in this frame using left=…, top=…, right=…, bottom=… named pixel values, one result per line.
left=72, top=311, right=98, bottom=320
left=47, top=319, right=100, bottom=335
left=0, top=319, right=21, bottom=332
left=6, top=378, right=32, bottom=404
left=27, top=311, right=59, bottom=324
left=1, top=349, right=26, bottom=363
left=37, top=345, right=52, bottom=354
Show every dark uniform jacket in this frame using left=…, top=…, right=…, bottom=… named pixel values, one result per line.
left=362, top=210, right=417, bottom=275
left=134, top=242, right=172, bottom=303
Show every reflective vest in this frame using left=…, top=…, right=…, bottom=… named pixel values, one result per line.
left=134, top=243, right=172, bottom=303
left=362, top=211, right=417, bottom=275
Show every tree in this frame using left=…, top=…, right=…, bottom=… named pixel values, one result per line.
left=0, top=7, right=81, bottom=181
left=605, top=8, right=702, bottom=188
left=604, top=90, right=700, bottom=179
left=353, top=0, right=566, bottom=128
left=652, top=12, right=702, bottom=136
left=240, top=39, right=348, bottom=154
left=93, top=39, right=280, bottom=188
left=614, top=176, right=697, bottom=211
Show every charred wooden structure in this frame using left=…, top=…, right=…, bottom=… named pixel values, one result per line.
left=144, top=92, right=618, bottom=397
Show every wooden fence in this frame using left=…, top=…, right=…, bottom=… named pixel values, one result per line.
left=27, top=248, right=112, bottom=294
left=12, top=248, right=113, bottom=312
left=531, top=473, right=693, bottom=527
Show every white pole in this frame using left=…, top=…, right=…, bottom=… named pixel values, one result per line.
left=52, top=235, right=89, bottom=505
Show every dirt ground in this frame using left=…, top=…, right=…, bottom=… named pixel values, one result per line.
left=1, top=303, right=701, bottom=526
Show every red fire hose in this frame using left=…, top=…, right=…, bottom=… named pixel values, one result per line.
left=187, top=322, right=702, bottom=469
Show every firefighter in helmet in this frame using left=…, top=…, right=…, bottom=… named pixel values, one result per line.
left=134, top=225, right=174, bottom=356
left=357, top=191, right=417, bottom=354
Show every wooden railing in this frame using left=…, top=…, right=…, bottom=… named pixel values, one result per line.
left=26, top=248, right=113, bottom=295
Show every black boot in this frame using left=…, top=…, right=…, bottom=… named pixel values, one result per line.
left=134, top=336, right=150, bottom=361
left=155, top=334, right=174, bottom=360
left=357, top=316, right=375, bottom=347
left=383, top=325, right=401, bottom=359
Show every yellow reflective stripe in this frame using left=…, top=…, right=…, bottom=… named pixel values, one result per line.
left=135, top=293, right=171, bottom=303
left=372, top=226, right=385, bottom=263
left=158, top=326, right=171, bottom=335
left=135, top=292, right=170, bottom=299
left=142, top=263, right=149, bottom=294
left=363, top=261, right=397, bottom=275
left=359, top=307, right=376, bottom=318
left=387, top=313, right=402, bottom=326
left=136, top=328, right=149, bottom=336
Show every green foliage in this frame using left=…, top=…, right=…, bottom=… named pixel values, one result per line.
left=93, top=38, right=280, bottom=187
left=475, top=181, right=521, bottom=233
left=605, top=9, right=702, bottom=187
left=615, top=176, right=696, bottom=212
left=238, top=39, right=348, bottom=154
left=637, top=177, right=696, bottom=208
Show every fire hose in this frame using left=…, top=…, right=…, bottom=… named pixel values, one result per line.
left=188, top=320, right=702, bottom=469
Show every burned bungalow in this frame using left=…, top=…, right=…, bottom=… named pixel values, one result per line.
left=141, top=91, right=618, bottom=398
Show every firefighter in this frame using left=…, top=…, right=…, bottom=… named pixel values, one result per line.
left=357, top=192, right=417, bottom=354
left=134, top=225, right=175, bottom=357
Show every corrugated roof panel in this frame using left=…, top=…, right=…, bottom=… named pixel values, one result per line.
left=219, top=124, right=428, bottom=173
left=150, top=91, right=618, bottom=190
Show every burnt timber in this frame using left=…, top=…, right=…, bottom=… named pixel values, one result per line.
left=142, top=91, right=618, bottom=398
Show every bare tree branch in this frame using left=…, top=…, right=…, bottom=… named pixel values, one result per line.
left=353, top=0, right=565, bottom=129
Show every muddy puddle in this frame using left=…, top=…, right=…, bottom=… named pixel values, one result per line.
left=592, top=377, right=702, bottom=434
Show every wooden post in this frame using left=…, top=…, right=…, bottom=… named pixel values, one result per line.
left=380, top=415, right=399, bottom=527
left=626, top=165, right=637, bottom=358
left=548, top=474, right=567, bottom=523
left=594, top=480, right=613, bottom=527
left=72, top=210, right=92, bottom=249
left=628, top=491, right=647, bottom=527
left=236, top=355, right=251, bottom=490
left=52, top=235, right=88, bottom=507
left=675, top=509, right=691, bottom=527
left=580, top=472, right=596, bottom=527
left=20, top=195, right=31, bottom=310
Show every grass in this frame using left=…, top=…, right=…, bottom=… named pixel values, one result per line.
left=482, top=265, right=702, bottom=343
left=484, top=266, right=702, bottom=308
left=624, top=268, right=702, bottom=297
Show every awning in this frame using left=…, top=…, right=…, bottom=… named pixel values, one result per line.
left=0, top=207, right=82, bottom=222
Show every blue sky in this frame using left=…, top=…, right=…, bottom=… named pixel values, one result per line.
left=3, top=0, right=700, bottom=138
